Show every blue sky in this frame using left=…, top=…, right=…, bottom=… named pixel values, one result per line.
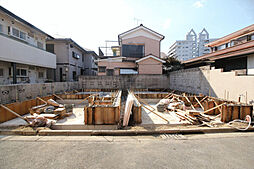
left=0, top=0, right=253, bottom=54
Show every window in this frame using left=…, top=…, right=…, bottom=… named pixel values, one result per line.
left=15, top=68, right=27, bottom=77
left=12, top=27, right=19, bottom=37
left=37, top=41, right=43, bottom=49
left=251, top=34, right=254, bottom=40
left=122, top=44, right=144, bottom=58
left=72, top=71, right=77, bottom=81
left=20, top=31, right=26, bottom=40
left=0, top=68, right=3, bottom=77
left=0, top=24, right=2, bottom=33
left=12, top=27, right=26, bottom=40
left=217, top=44, right=226, bottom=50
left=46, top=44, right=54, bottom=53
left=99, top=66, right=106, bottom=72
left=106, top=69, right=114, bottom=76
left=72, top=51, right=80, bottom=59
left=20, top=69, right=27, bottom=76
left=38, top=72, right=44, bottom=78
left=82, top=54, right=84, bottom=62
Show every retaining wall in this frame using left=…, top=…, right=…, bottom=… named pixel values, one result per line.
left=0, top=82, right=79, bottom=104
left=79, top=75, right=170, bottom=89
left=169, top=66, right=254, bottom=103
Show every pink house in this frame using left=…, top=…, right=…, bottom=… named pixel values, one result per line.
left=97, top=24, right=165, bottom=75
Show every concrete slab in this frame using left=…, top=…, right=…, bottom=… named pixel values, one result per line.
left=57, top=105, right=85, bottom=125
left=0, top=114, right=30, bottom=127
left=141, top=99, right=189, bottom=125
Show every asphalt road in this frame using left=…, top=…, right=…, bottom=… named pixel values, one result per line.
left=0, top=132, right=254, bottom=169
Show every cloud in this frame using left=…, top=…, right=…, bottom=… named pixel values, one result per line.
left=193, top=0, right=206, bottom=8
left=162, top=18, right=171, bottom=30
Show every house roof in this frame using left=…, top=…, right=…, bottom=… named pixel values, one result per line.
left=136, top=55, right=166, bottom=63
left=118, top=24, right=164, bottom=41
left=95, top=56, right=126, bottom=62
left=47, top=38, right=93, bottom=54
left=206, top=24, right=254, bottom=47
left=0, top=6, right=54, bottom=39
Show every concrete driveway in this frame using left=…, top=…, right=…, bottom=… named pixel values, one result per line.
left=0, top=132, right=254, bottom=169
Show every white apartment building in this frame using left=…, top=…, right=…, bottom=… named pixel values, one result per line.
left=0, top=6, right=56, bottom=85
left=46, top=39, right=98, bottom=82
left=168, top=28, right=217, bottom=61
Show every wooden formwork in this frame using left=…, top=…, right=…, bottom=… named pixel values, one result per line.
left=131, top=98, right=142, bottom=125
left=0, top=89, right=117, bottom=124
left=84, top=91, right=122, bottom=125
left=0, top=95, right=54, bottom=123
left=133, top=91, right=253, bottom=124
left=221, top=104, right=253, bottom=123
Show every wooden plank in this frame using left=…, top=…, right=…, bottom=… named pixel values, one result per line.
left=84, top=107, right=88, bottom=124
left=53, top=94, right=64, bottom=100
left=88, top=107, right=93, bottom=125
left=232, top=106, right=239, bottom=120
left=194, top=96, right=208, bottom=107
left=184, top=96, right=196, bottom=110
left=204, top=103, right=226, bottom=115
left=142, top=104, right=169, bottom=123
left=123, top=94, right=134, bottom=126
left=221, top=104, right=227, bottom=122
left=94, top=107, right=104, bottom=124
left=134, top=94, right=155, bottom=111
left=105, top=107, right=115, bottom=124
left=194, top=96, right=204, bottom=110
left=115, top=107, right=120, bottom=124
left=226, top=105, right=233, bottom=122
left=0, top=105, right=29, bottom=124
left=213, top=100, right=222, bottom=115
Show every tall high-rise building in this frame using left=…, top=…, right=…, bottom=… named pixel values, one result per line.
left=168, top=28, right=217, bottom=61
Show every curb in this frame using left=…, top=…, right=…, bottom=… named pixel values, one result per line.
left=1, top=127, right=254, bottom=136
left=0, top=130, right=37, bottom=136
left=38, top=127, right=254, bottom=136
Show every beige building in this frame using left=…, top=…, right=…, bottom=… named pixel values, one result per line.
left=0, top=6, right=56, bottom=84
left=184, top=24, right=254, bottom=75
left=46, top=39, right=98, bottom=82
left=97, top=24, right=165, bottom=75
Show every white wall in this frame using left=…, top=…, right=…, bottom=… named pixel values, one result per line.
left=169, top=66, right=254, bottom=103
left=247, top=54, right=254, bottom=75
left=0, top=34, right=56, bottom=69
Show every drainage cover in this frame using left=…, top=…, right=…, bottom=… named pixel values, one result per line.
left=160, top=134, right=187, bottom=140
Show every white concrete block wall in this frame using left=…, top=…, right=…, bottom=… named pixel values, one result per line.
left=0, top=82, right=79, bottom=104
left=169, top=66, right=254, bottom=103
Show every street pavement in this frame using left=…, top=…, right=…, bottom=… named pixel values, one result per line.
left=0, top=132, right=254, bottom=169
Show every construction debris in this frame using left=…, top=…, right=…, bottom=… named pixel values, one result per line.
left=25, top=114, right=56, bottom=127
left=0, top=89, right=252, bottom=131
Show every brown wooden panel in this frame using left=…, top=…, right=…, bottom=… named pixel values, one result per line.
left=105, top=107, right=115, bottom=124
left=232, top=106, right=240, bottom=120
left=221, top=105, right=227, bottom=122
left=94, top=107, right=104, bottom=124
left=226, top=106, right=233, bottom=122
left=88, top=107, right=93, bottom=124
left=84, top=107, right=88, bottom=124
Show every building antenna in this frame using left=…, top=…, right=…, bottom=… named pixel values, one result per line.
left=134, top=17, right=142, bottom=26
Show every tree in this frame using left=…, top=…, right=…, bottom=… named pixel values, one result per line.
left=163, top=57, right=183, bottom=73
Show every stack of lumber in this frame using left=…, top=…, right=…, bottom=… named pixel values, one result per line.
left=29, top=98, right=72, bottom=120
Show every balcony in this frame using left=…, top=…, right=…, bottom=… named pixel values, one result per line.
left=184, top=40, right=254, bottom=64
left=0, top=33, right=56, bottom=68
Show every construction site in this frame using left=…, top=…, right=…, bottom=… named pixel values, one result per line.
left=0, top=74, right=253, bottom=136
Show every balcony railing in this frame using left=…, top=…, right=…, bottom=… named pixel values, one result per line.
left=0, top=33, right=56, bottom=68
